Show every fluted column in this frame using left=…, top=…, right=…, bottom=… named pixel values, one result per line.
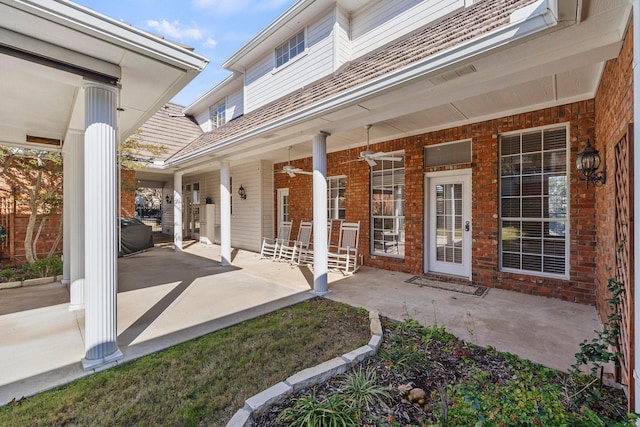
left=173, top=172, right=183, bottom=251
left=82, top=82, right=123, bottom=370
left=66, top=130, right=85, bottom=310
left=312, top=132, right=330, bottom=295
left=220, top=161, right=231, bottom=266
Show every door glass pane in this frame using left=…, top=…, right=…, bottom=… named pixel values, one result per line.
left=435, top=183, right=463, bottom=264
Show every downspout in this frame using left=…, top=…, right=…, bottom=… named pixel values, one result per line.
left=633, top=0, right=640, bottom=418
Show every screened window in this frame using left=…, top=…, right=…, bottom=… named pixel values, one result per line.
left=500, top=126, right=569, bottom=277
left=275, top=30, right=305, bottom=67
left=210, top=99, right=226, bottom=128
left=328, top=177, right=346, bottom=220
left=371, top=153, right=405, bottom=257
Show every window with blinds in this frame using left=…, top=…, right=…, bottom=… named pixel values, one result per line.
left=499, top=126, right=569, bottom=277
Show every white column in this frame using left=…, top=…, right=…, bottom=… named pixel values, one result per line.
left=82, top=82, right=123, bottom=370
left=173, top=172, right=183, bottom=251
left=220, top=161, right=231, bottom=266
left=66, top=130, right=85, bottom=310
left=312, top=132, right=330, bottom=295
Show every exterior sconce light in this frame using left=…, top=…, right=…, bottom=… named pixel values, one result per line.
left=165, top=195, right=172, bottom=204
left=576, top=139, right=606, bottom=188
left=238, top=185, right=247, bottom=200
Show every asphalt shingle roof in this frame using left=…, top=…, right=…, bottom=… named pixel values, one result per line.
left=135, top=102, right=203, bottom=162
left=169, top=0, right=535, bottom=163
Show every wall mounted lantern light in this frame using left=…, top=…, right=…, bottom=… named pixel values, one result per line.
left=238, top=185, right=247, bottom=200
left=576, top=139, right=606, bottom=188
left=165, top=195, right=172, bottom=204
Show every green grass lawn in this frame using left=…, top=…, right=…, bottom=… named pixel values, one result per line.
left=0, top=298, right=370, bottom=427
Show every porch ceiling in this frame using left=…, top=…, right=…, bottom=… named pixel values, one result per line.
left=167, top=0, right=629, bottom=179
left=0, top=0, right=207, bottom=152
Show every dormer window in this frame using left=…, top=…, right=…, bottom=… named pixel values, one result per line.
left=275, top=30, right=305, bottom=68
left=210, top=99, right=226, bottom=129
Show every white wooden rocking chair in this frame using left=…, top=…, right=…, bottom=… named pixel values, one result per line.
left=260, top=220, right=292, bottom=260
left=327, top=221, right=360, bottom=274
left=278, top=220, right=313, bottom=263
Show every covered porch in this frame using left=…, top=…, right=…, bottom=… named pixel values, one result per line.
left=0, top=241, right=603, bottom=405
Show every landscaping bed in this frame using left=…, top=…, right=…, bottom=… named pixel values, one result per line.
left=256, top=318, right=634, bottom=426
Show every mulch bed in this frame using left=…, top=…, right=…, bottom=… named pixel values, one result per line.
left=254, top=317, right=629, bottom=426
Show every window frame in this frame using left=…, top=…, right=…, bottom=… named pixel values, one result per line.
left=498, top=124, right=570, bottom=279
left=210, top=99, right=226, bottom=129
left=370, top=152, right=405, bottom=258
left=274, top=29, right=306, bottom=68
left=327, top=176, right=346, bottom=220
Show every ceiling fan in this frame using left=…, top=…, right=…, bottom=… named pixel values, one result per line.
left=357, top=124, right=403, bottom=167
left=279, top=146, right=312, bottom=177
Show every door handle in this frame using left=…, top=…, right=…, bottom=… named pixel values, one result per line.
left=464, top=221, right=470, bottom=232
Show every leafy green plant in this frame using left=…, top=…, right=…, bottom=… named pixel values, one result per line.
left=339, top=367, right=390, bottom=412
left=28, top=256, right=63, bottom=278
left=572, top=276, right=623, bottom=384
left=276, top=388, right=360, bottom=427
left=422, top=324, right=455, bottom=345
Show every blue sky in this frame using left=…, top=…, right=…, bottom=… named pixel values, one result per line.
left=74, top=0, right=297, bottom=106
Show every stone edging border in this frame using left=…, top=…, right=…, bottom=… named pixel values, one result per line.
left=226, top=310, right=383, bottom=427
left=0, top=275, right=64, bottom=290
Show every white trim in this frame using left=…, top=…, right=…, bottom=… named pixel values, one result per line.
left=272, top=28, right=308, bottom=72
left=277, top=188, right=290, bottom=225
left=497, top=123, right=571, bottom=280
left=9, top=0, right=208, bottom=71
left=223, top=0, right=316, bottom=69
left=424, top=168, right=472, bottom=279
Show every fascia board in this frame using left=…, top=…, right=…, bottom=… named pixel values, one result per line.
left=6, top=0, right=209, bottom=72
left=222, top=0, right=316, bottom=70
left=184, top=74, right=239, bottom=114
left=0, top=27, right=121, bottom=80
left=167, top=1, right=559, bottom=167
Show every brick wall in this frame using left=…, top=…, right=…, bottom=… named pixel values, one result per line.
left=0, top=168, right=138, bottom=264
left=120, top=169, right=136, bottom=217
left=275, top=100, right=599, bottom=304
left=594, top=23, right=634, bottom=316
left=9, top=214, right=62, bottom=262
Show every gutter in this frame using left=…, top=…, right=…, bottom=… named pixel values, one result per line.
left=4, top=0, right=209, bottom=72
left=166, top=0, right=560, bottom=168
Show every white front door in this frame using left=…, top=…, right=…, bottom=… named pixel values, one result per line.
left=425, top=170, right=472, bottom=278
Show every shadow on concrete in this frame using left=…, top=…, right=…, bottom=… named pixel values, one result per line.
left=0, top=283, right=69, bottom=316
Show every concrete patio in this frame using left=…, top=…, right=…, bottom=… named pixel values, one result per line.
left=0, top=240, right=603, bottom=406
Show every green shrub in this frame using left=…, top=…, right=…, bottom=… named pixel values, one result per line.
left=276, top=388, right=360, bottom=427
left=29, top=257, right=63, bottom=278
left=339, top=367, right=391, bottom=412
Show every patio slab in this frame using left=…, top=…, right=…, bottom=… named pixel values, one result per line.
left=326, top=268, right=602, bottom=372
left=0, top=241, right=603, bottom=406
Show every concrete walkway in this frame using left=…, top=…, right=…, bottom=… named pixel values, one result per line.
left=0, top=241, right=603, bottom=406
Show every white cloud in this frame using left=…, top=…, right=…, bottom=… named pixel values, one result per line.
left=146, top=19, right=203, bottom=41
left=203, top=37, right=218, bottom=48
left=192, top=0, right=291, bottom=16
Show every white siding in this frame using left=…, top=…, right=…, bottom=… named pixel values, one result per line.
left=230, top=161, right=267, bottom=251
left=335, top=6, right=351, bottom=70
left=352, top=0, right=464, bottom=58
left=245, top=9, right=335, bottom=113
left=193, top=108, right=212, bottom=132
left=161, top=181, right=174, bottom=234
left=227, top=89, right=244, bottom=121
